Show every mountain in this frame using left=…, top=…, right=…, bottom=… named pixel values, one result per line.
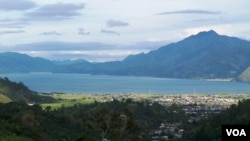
left=0, top=77, right=55, bottom=103
left=96, top=30, right=250, bottom=79
left=53, top=59, right=92, bottom=73
left=237, top=66, right=250, bottom=82
left=0, top=52, right=56, bottom=73
left=1, top=30, right=250, bottom=80
left=0, top=52, right=92, bottom=73
left=119, top=30, right=250, bottom=78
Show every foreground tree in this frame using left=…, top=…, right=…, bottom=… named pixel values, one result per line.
left=82, top=107, right=141, bottom=141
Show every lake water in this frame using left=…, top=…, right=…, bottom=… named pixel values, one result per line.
left=1, top=73, right=250, bottom=94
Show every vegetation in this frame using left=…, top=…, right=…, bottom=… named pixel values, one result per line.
left=0, top=98, right=188, bottom=141
left=1, top=77, right=250, bottom=140
left=181, top=99, right=250, bottom=141
left=41, top=93, right=97, bottom=110
left=0, top=77, right=55, bottom=103
left=1, top=94, right=250, bottom=141
left=0, top=93, right=11, bottom=103
left=1, top=31, right=250, bottom=79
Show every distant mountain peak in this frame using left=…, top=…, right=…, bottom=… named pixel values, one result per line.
left=195, top=30, right=218, bottom=36
left=184, top=30, right=220, bottom=43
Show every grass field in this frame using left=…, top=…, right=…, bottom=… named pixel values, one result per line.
left=0, top=93, right=11, bottom=103
left=39, top=93, right=161, bottom=109
left=40, top=92, right=250, bottom=109
left=40, top=93, right=100, bottom=109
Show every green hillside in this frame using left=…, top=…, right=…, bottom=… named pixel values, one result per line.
left=182, top=99, right=250, bottom=141
left=0, top=93, right=11, bottom=103
left=0, top=77, right=55, bottom=103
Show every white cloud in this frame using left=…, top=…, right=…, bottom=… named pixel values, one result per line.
left=101, top=29, right=120, bottom=36
left=40, top=31, right=61, bottom=36
left=158, top=9, right=221, bottom=15
left=0, top=30, right=25, bottom=35
left=0, top=0, right=250, bottom=61
left=78, top=28, right=90, bottom=35
left=24, top=3, right=85, bottom=21
left=106, top=19, right=130, bottom=27
left=0, top=0, right=36, bottom=11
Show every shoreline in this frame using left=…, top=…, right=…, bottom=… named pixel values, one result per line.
left=200, top=78, right=234, bottom=82
left=41, top=92, right=250, bottom=109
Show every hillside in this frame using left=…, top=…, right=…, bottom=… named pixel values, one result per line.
left=0, top=93, right=11, bottom=103
left=182, top=99, right=250, bottom=141
left=237, top=66, right=250, bottom=82
left=60, top=30, right=250, bottom=79
left=0, top=77, right=55, bottom=103
left=1, top=30, right=250, bottom=80
left=108, top=30, right=250, bottom=78
left=0, top=52, right=56, bottom=73
left=0, top=93, right=250, bottom=140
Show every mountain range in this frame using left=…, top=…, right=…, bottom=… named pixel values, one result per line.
left=1, top=30, right=250, bottom=82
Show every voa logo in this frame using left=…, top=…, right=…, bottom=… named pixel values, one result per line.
left=226, top=129, right=246, bottom=136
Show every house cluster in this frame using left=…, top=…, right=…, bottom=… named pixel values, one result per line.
left=151, top=94, right=250, bottom=106
left=95, top=93, right=250, bottom=107
left=148, top=122, right=183, bottom=141
left=94, top=93, right=250, bottom=141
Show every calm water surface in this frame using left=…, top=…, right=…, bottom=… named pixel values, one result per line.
left=1, top=73, right=250, bottom=94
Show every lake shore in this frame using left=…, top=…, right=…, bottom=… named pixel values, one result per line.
left=3, top=73, right=250, bottom=94
left=202, top=78, right=234, bottom=82
left=41, top=92, right=250, bottom=109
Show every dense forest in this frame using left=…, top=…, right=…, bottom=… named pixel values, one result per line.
left=0, top=77, right=55, bottom=103
left=1, top=96, right=250, bottom=141
left=181, top=99, right=250, bottom=141
left=0, top=99, right=187, bottom=141
left=0, top=77, right=250, bottom=140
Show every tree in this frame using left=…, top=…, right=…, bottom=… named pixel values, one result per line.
left=82, top=108, right=111, bottom=141
left=82, top=107, right=140, bottom=141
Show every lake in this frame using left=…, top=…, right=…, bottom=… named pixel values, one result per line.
left=1, top=73, right=250, bottom=94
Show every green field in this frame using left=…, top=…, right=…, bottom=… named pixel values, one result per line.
left=0, top=93, right=11, bottom=103
left=40, top=93, right=98, bottom=109
left=40, top=93, right=162, bottom=109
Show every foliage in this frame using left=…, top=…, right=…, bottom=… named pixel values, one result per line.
left=1, top=94, right=250, bottom=141
left=181, top=99, right=250, bottom=141
left=0, top=93, right=11, bottom=103
left=0, top=77, right=56, bottom=103
left=0, top=97, right=190, bottom=141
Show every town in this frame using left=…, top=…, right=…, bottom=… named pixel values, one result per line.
left=45, top=92, right=250, bottom=140
left=90, top=93, right=250, bottom=140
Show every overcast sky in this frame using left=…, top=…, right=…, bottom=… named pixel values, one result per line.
left=1, top=0, right=250, bottom=62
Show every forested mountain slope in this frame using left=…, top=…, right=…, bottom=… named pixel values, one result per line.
left=1, top=30, right=250, bottom=80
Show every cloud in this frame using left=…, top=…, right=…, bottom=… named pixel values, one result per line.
left=40, top=31, right=61, bottom=36
left=0, top=41, right=167, bottom=62
left=101, top=29, right=120, bottom=36
left=158, top=9, right=221, bottom=15
left=191, top=18, right=216, bottom=22
left=0, top=19, right=28, bottom=28
left=24, top=3, right=85, bottom=21
left=0, top=0, right=36, bottom=11
left=0, top=30, right=25, bottom=35
left=78, top=28, right=90, bottom=35
left=6, top=41, right=116, bottom=51
left=0, top=41, right=128, bottom=62
left=106, top=19, right=130, bottom=27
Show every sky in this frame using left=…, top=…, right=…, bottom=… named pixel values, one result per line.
left=0, top=0, right=250, bottom=62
